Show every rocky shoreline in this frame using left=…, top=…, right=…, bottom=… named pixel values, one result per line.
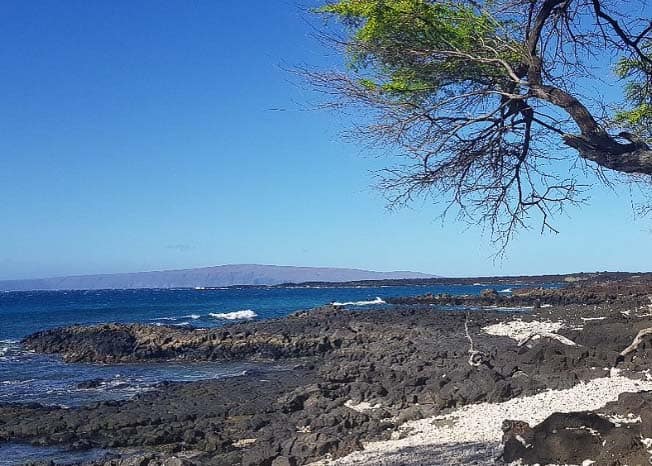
left=4, top=279, right=652, bottom=465
left=386, top=281, right=652, bottom=307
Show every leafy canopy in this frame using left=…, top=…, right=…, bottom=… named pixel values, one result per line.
left=319, top=0, right=521, bottom=96
left=615, top=45, right=652, bottom=134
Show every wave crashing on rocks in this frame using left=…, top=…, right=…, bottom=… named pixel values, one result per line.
left=331, top=297, right=386, bottom=306
left=208, top=310, right=258, bottom=320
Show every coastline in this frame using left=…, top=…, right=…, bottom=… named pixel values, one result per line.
left=3, top=278, right=652, bottom=464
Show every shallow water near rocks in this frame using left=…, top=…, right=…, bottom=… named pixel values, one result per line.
left=0, top=339, right=274, bottom=406
left=0, top=442, right=113, bottom=465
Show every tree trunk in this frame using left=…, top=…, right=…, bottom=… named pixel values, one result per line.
left=563, top=134, right=652, bottom=175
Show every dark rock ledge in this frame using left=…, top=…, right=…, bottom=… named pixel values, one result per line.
left=501, top=392, right=652, bottom=465
left=387, top=282, right=652, bottom=308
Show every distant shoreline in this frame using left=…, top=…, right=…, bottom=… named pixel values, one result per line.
left=0, top=263, right=436, bottom=291
left=1, top=270, right=649, bottom=292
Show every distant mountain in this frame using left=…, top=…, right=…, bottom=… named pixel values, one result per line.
left=0, top=264, right=438, bottom=291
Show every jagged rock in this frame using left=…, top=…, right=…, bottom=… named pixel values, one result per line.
left=77, top=378, right=105, bottom=389
left=502, top=394, right=652, bottom=465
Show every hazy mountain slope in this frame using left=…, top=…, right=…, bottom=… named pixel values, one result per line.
left=0, top=264, right=437, bottom=291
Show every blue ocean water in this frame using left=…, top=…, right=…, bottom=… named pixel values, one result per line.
left=0, top=283, right=542, bottom=404
left=1, top=284, right=518, bottom=339
left=0, top=283, right=549, bottom=463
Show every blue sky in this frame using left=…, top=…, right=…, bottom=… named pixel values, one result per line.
left=1, top=1, right=651, bottom=280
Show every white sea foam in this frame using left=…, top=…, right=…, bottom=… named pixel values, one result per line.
left=499, top=288, right=512, bottom=293
left=484, top=305, right=533, bottom=312
left=1, top=378, right=35, bottom=386
left=331, top=297, right=386, bottom=306
left=0, top=339, right=18, bottom=358
left=209, top=310, right=257, bottom=320
left=152, top=313, right=201, bottom=322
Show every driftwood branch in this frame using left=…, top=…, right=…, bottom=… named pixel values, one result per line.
left=517, top=332, right=578, bottom=348
left=618, top=327, right=652, bottom=362
left=465, top=312, right=487, bottom=367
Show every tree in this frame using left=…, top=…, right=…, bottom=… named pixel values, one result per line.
left=309, top=0, right=652, bottom=248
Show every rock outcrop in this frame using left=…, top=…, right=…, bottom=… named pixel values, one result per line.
left=502, top=392, right=652, bottom=465
left=387, top=282, right=652, bottom=308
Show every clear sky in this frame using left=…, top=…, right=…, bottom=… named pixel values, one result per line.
left=1, top=0, right=651, bottom=280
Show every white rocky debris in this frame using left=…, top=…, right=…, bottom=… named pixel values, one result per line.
left=312, top=376, right=652, bottom=465
left=232, top=438, right=256, bottom=448
left=344, top=400, right=382, bottom=413
left=601, top=413, right=641, bottom=426
left=482, top=319, right=577, bottom=346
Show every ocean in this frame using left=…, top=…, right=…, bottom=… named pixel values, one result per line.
left=0, top=283, right=541, bottom=464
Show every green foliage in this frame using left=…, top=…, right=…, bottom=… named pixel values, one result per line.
left=319, top=0, right=495, bottom=49
left=318, top=0, right=522, bottom=99
left=614, top=45, right=652, bottom=134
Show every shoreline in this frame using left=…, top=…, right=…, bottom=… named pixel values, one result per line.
left=3, top=278, right=652, bottom=464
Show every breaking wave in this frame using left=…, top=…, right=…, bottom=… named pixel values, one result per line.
left=499, top=288, right=513, bottom=293
left=0, top=339, right=18, bottom=358
left=331, top=297, right=386, bottom=306
left=152, top=313, right=200, bottom=322
left=209, top=310, right=257, bottom=320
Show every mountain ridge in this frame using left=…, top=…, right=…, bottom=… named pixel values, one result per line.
left=0, top=264, right=438, bottom=291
